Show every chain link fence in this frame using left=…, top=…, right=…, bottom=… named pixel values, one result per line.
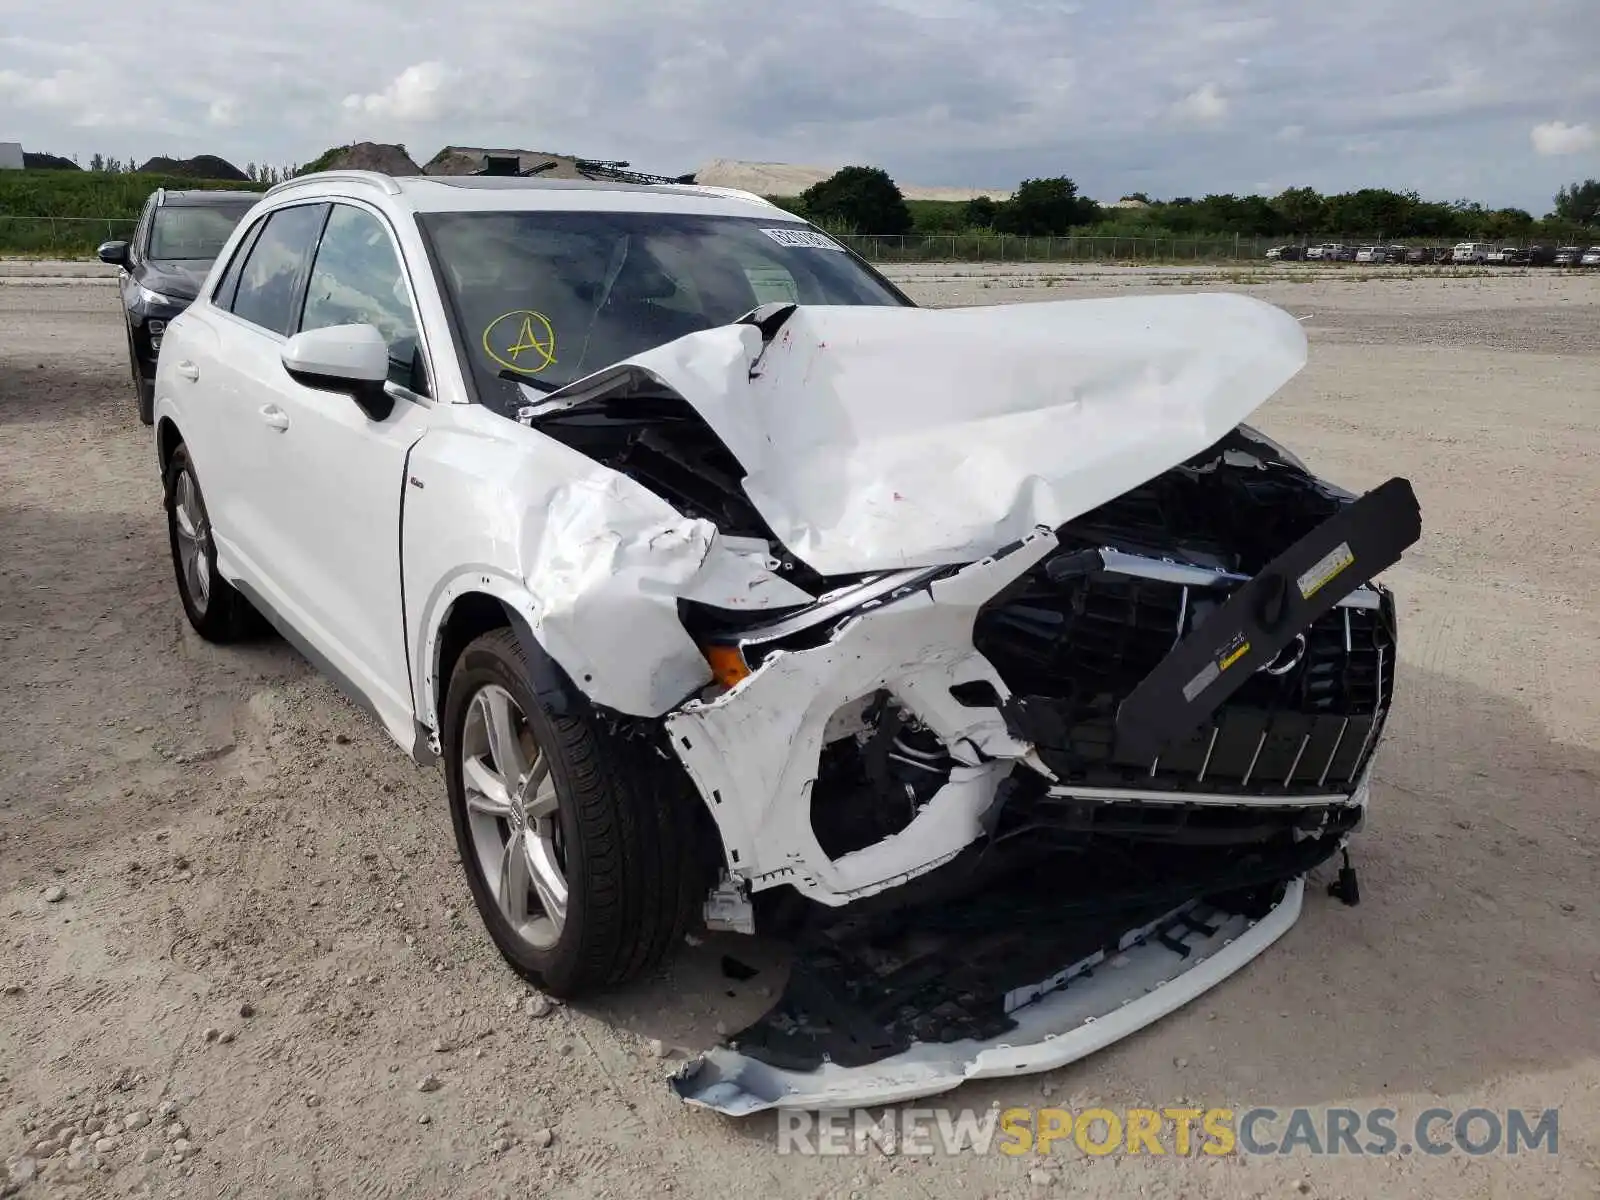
left=835, top=232, right=1286, bottom=264
left=0, top=215, right=140, bottom=257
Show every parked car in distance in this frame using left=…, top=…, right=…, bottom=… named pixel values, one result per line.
left=1404, top=246, right=1439, bottom=264
left=147, top=169, right=1419, bottom=1111
left=1487, top=246, right=1528, bottom=265
left=1277, top=244, right=1307, bottom=261
left=98, top=188, right=261, bottom=424
left=1450, top=242, right=1494, bottom=265
left=1582, top=247, right=1600, bottom=267
left=1354, top=245, right=1386, bottom=263
left=1553, top=245, right=1583, bottom=266
left=1524, top=245, right=1555, bottom=266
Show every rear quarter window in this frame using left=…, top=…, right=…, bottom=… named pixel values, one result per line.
left=226, top=204, right=329, bottom=336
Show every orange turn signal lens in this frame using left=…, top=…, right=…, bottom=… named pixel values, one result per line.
left=701, top=643, right=751, bottom=688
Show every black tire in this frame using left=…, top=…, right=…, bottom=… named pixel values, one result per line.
left=127, top=323, right=154, bottom=426
left=163, top=443, right=256, bottom=642
left=443, top=629, right=700, bottom=997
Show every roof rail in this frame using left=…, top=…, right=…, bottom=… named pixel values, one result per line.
left=264, top=170, right=404, bottom=198
left=665, top=184, right=781, bottom=208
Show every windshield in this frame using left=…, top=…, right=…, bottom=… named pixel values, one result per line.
left=419, top=210, right=909, bottom=407
left=148, top=203, right=256, bottom=261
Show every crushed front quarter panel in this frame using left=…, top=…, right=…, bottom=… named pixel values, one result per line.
left=664, top=529, right=1059, bottom=905
left=403, top=405, right=814, bottom=722
left=671, top=878, right=1306, bottom=1114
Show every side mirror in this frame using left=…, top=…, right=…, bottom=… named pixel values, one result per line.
left=97, top=240, right=130, bottom=267
left=281, top=323, right=394, bottom=420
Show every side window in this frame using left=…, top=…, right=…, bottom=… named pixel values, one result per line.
left=211, top=215, right=266, bottom=311
left=228, top=204, right=328, bottom=336
left=300, top=205, right=426, bottom=394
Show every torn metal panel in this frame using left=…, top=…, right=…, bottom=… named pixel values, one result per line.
left=554, top=294, right=1309, bottom=575
left=672, top=878, right=1306, bottom=1114
left=664, top=530, right=1059, bottom=906
left=404, top=409, right=813, bottom=720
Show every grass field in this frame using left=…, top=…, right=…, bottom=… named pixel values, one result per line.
left=0, top=171, right=267, bottom=255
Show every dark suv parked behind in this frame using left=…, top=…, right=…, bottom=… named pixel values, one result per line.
left=98, top=188, right=260, bottom=424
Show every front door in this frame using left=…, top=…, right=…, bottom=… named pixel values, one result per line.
left=253, top=201, right=435, bottom=741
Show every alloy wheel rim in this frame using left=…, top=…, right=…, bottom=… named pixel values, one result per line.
left=461, top=684, right=568, bottom=950
left=172, top=469, right=211, bottom=613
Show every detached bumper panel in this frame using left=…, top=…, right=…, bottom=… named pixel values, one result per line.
left=672, top=877, right=1305, bottom=1114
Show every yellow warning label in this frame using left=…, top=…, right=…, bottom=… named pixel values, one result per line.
left=1297, top=541, right=1355, bottom=600
left=1219, top=642, right=1251, bottom=671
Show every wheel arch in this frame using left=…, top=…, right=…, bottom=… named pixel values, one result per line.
left=156, top=416, right=184, bottom=476
left=420, top=580, right=585, bottom=746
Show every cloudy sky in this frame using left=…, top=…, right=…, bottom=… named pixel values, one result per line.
left=2, top=0, right=1597, bottom=211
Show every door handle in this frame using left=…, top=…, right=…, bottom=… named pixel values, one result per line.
left=175, top=360, right=200, bottom=382
left=259, top=404, right=290, bottom=432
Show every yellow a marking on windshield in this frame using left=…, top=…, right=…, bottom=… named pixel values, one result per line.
left=483, top=309, right=557, bottom=374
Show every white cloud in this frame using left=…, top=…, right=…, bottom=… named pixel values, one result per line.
left=4, top=0, right=1600, bottom=211
left=1530, top=120, right=1596, bottom=155
left=342, top=62, right=449, bottom=122
left=1170, top=83, right=1229, bottom=126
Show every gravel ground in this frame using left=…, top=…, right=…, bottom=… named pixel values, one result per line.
left=2, top=265, right=1598, bottom=1199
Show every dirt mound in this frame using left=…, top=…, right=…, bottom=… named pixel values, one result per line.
left=301, top=142, right=421, bottom=176
left=136, top=154, right=248, bottom=180
left=693, top=158, right=1011, bottom=202
left=22, top=151, right=79, bottom=170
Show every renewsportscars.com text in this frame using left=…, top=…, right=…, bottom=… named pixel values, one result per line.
left=776, top=1105, right=1559, bottom=1158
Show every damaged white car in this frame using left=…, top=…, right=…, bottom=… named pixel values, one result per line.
left=152, top=170, right=1421, bottom=1113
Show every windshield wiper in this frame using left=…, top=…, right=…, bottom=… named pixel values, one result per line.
left=498, top=368, right=557, bottom=393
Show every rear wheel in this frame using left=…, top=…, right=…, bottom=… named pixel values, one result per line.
left=443, top=629, right=700, bottom=997
left=164, top=443, right=256, bottom=642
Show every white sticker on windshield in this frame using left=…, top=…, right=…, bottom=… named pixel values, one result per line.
left=760, top=228, right=847, bottom=251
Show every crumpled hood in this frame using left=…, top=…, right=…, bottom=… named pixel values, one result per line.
left=550, top=293, right=1308, bottom=577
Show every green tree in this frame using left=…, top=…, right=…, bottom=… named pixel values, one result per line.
left=994, top=177, right=1098, bottom=235
left=1554, top=180, right=1600, bottom=225
left=962, top=196, right=999, bottom=228
left=89, top=153, right=105, bottom=172
left=1271, top=187, right=1326, bottom=234
left=1478, top=207, right=1534, bottom=240
left=798, top=166, right=912, bottom=235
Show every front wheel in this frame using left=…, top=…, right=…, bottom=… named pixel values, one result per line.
left=127, top=323, right=154, bottom=425
left=442, top=629, right=700, bottom=997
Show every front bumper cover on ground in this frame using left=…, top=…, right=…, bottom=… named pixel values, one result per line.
left=672, top=876, right=1307, bottom=1114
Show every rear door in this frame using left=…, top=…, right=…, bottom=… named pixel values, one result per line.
left=188, top=202, right=329, bottom=587
left=251, top=200, right=435, bottom=736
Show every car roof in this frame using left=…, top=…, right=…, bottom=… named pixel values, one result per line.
left=159, top=189, right=263, bottom=207
left=260, top=170, right=797, bottom=221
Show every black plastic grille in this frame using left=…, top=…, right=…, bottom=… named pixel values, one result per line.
left=976, top=568, right=1395, bottom=796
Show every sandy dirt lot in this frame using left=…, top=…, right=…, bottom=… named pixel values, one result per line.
left=2, top=264, right=1598, bottom=1199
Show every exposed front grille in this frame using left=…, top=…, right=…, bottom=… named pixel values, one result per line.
left=975, top=562, right=1396, bottom=797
